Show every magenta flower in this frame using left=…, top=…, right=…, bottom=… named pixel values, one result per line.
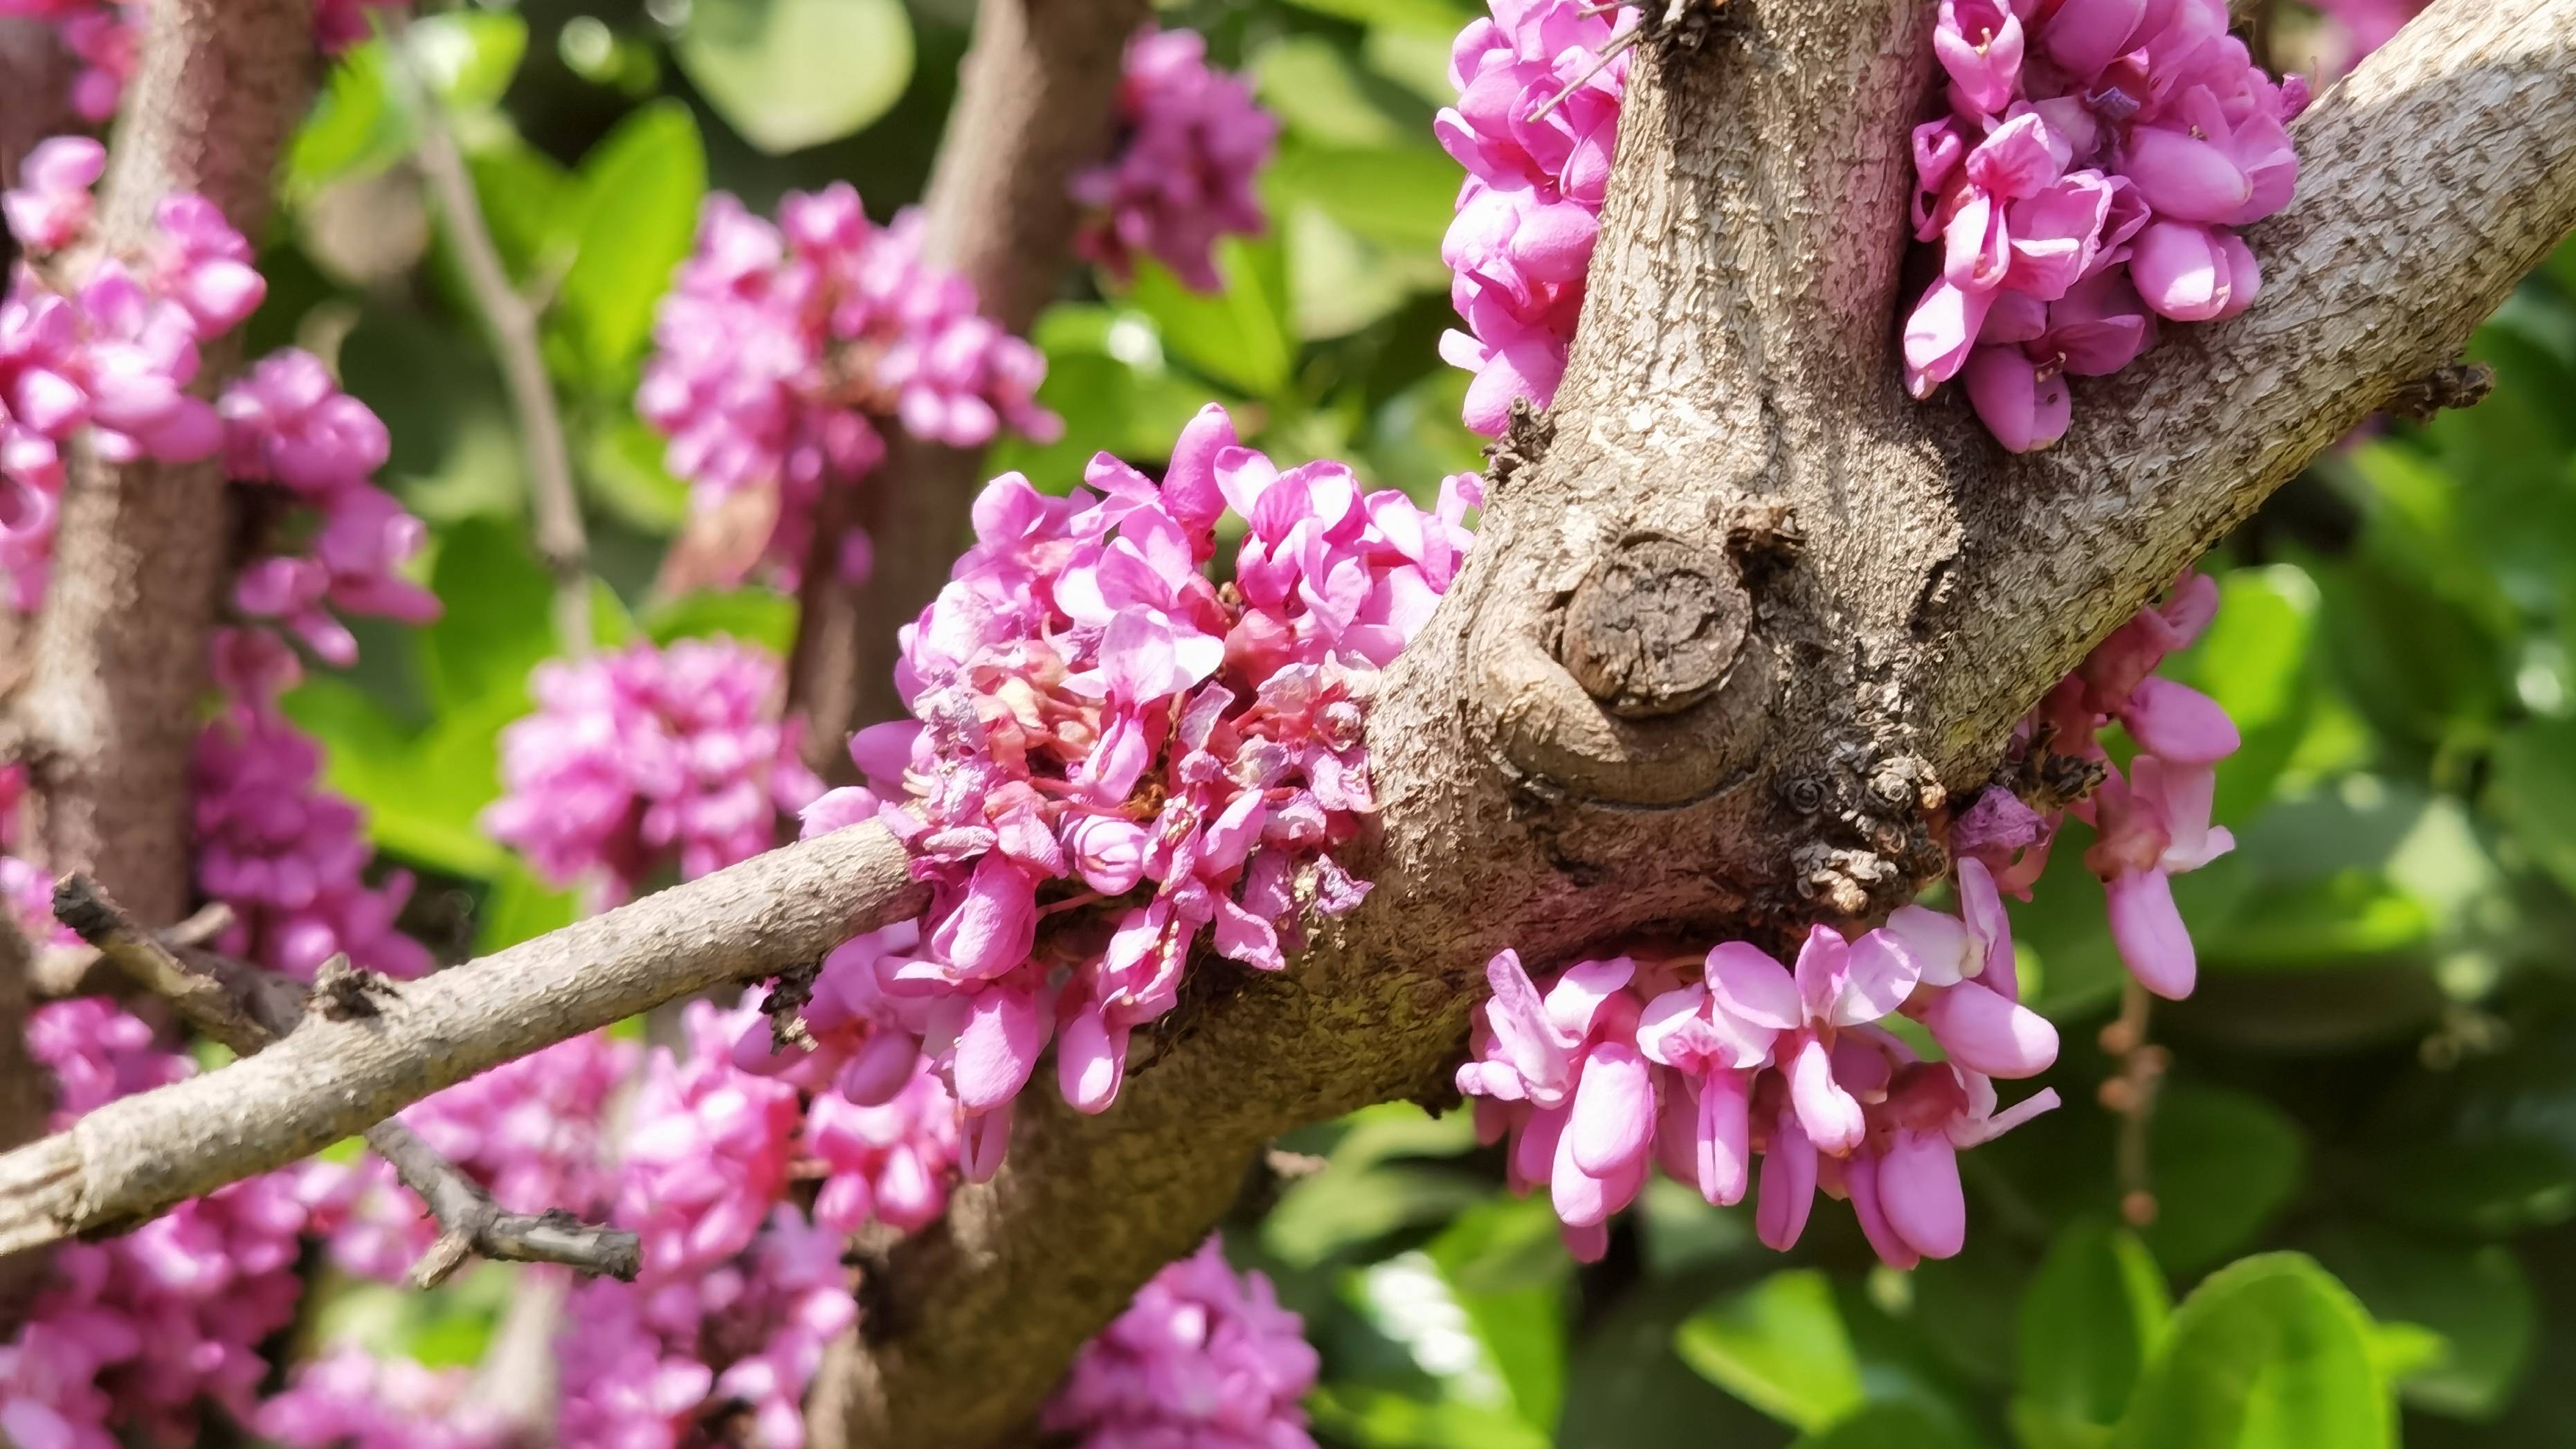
left=1897, top=0, right=2301, bottom=449
left=1071, top=26, right=1278, bottom=291
left=1042, top=1237, right=1320, bottom=1449
left=484, top=637, right=824, bottom=909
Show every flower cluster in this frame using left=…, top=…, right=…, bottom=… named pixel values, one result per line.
left=192, top=630, right=435, bottom=982
left=1959, top=572, right=2238, bottom=998
left=1459, top=888, right=2063, bottom=1268
left=1071, top=26, right=1278, bottom=293
left=557, top=1002, right=875, bottom=1449
left=221, top=348, right=439, bottom=665
left=305, top=1031, right=637, bottom=1282
left=484, top=637, right=824, bottom=910
left=789, top=404, right=1479, bottom=1176
left=0, top=1001, right=320, bottom=1449
left=0, top=135, right=264, bottom=609
left=1042, top=1237, right=1321, bottom=1449
left=1904, top=0, right=2304, bottom=450
left=1435, top=0, right=1634, bottom=437
left=639, top=187, right=1058, bottom=586
left=258, top=1348, right=509, bottom=1449
left=1462, top=575, right=2238, bottom=1263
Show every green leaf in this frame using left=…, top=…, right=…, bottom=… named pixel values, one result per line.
left=642, top=588, right=799, bottom=656
left=2109, top=1254, right=2393, bottom=1449
left=583, top=415, right=695, bottom=532
left=2199, top=870, right=2433, bottom=970
left=1309, top=1385, right=1553, bottom=1449
left=2175, top=565, right=2317, bottom=820
left=1271, top=143, right=1461, bottom=253
left=280, top=676, right=509, bottom=879
left=1278, top=0, right=1478, bottom=33
left=406, top=12, right=527, bottom=110
left=1124, top=237, right=1295, bottom=399
left=2488, top=717, right=2576, bottom=897
left=676, top=0, right=914, bottom=154
left=1426, top=1198, right=1570, bottom=1430
left=2311, top=1226, right=2537, bottom=1421
left=2141, top=1085, right=2306, bottom=1275
left=422, top=516, right=556, bottom=718
left=2015, top=1221, right=2172, bottom=1443
left=560, top=100, right=706, bottom=381
left=466, top=138, right=577, bottom=285
left=1264, top=1164, right=1487, bottom=1269
left=288, top=14, right=529, bottom=197
left=1256, top=36, right=1416, bottom=148
left=1797, top=1403, right=1985, bottom=1449
left=1674, top=1270, right=1867, bottom=1432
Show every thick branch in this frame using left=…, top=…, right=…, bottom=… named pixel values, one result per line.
left=51, top=874, right=640, bottom=1284
left=814, top=4, right=2576, bottom=1446
left=12, top=0, right=316, bottom=924
left=384, top=16, right=590, bottom=655
left=0, top=822, right=919, bottom=1255
left=786, top=0, right=1148, bottom=775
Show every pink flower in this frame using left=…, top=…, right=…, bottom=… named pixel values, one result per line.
left=1, top=136, right=104, bottom=253
left=1042, top=1237, right=1319, bottom=1449
left=1464, top=908, right=2056, bottom=1263
left=811, top=410, right=1476, bottom=1177
left=1072, top=26, right=1278, bottom=291
left=1434, top=1, right=1636, bottom=435
left=639, top=188, right=1056, bottom=588
left=484, top=637, right=824, bottom=908
left=1891, top=0, right=2300, bottom=445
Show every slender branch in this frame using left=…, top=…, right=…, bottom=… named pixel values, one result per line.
left=0, top=822, right=920, bottom=1257
left=381, top=15, right=590, bottom=655
left=2096, top=980, right=2166, bottom=1229
left=784, top=0, right=1149, bottom=776
left=51, top=874, right=640, bottom=1284
left=29, top=901, right=233, bottom=999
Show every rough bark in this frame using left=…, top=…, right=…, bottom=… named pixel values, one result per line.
left=11, top=0, right=316, bottom=926
left=0, top=822, right=921, bottom=1254
left=786, top=0, right=1149, bottom=776
left=815, top=2, right=2576, bottom=1443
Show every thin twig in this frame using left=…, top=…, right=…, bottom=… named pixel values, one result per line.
left=380, top=14, right=592, bottom=656
left=52, top=874, right=640, bottom=1284
left=30, top=901, right=233, bottom=1000
left=2096, top=979, right=2168, bottom=1229
left=1529, top=26, right=1642, bottom=124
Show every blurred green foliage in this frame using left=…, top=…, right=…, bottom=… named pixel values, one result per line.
left=251, top=0, right=2576, bottom=1441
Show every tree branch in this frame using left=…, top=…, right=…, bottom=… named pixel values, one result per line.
left=50, top=874, right=640, bottom=1285
left=785, top=0, right=1149, bottom=776
left=12, top=0, right=318, bottom=924
left=29, top=901, right=233, bottom=999
left=0, top=821, right=920, bottom=1256
left=815, top=3, right=2576, bottom=1444
left=383, top=13, right=591, bottom=655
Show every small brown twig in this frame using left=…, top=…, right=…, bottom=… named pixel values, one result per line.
left=52, top=874, right=639, bottom=1286
left=380, top=13, right=591, bottom=656
left=30, top=900, right=233, bottom=1000
left=1529, top=26, right=1644, bottom=123
left=2096, top=979, right=2169, bottom=1228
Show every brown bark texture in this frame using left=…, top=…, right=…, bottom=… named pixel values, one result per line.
left=11, top=0, right=316, bottom=926
left=787, top=0, right=1150, bottom=776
